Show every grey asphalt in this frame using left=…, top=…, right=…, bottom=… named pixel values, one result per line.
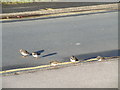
left=2, top=2, right=116, bottom=13
left=2, top=12, right=118, bottom=70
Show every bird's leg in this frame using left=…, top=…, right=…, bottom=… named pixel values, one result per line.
left=34, top=57, right=40, bottom=59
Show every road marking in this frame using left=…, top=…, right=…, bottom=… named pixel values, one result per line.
left=0, top=58, right=98, bottom=74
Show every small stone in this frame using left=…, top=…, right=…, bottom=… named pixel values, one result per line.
left=75, top=43, right=81, bottom=45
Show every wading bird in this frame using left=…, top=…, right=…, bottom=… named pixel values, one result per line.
left=19, top=49, right=30, bottom=57
left=70, top=56, right=79, bottom=62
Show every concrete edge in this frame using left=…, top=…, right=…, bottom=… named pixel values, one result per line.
left=0, top=58, right=98, bottom=75
left=1, top=56, right=119, bottom=75
left=0, top=8, right=118, bottom=22
left=0, top=3, right=118, bottom=19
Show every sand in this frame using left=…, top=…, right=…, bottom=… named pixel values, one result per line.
left=2, top=59, right=118, bottom=88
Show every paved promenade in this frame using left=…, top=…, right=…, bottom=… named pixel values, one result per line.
left=2, top=59, right=118, bottom=88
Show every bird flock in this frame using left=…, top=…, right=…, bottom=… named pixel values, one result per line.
left=19, top=49, right=105, bottom=66
left=20, top=49, right=40, bottom=58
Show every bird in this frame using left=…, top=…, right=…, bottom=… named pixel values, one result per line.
left=32, top=52, right=41, bottom=58
left=50, top=60, right=60, bottom=66
left=19, top=49, right=30, bottom=57
left=70, top=56, right=79, bottom=62
left=14, top=72, right=20, bottom=75
left=96, top=56, right=105, bottom=61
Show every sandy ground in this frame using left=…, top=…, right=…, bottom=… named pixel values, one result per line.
left=2, top=59, right=118, bottom=88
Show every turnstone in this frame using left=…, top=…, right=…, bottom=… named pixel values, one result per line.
left=32, top=52, right=40, bottom=58
left=14, top=72, right=20, bottom=75
left=50, top=61, right=60, bottom=66
left=97, top=56, right=105, bottom=61
left=19, top=49, right=30, bottom=57
left=70, top=56, right=79, bottom=62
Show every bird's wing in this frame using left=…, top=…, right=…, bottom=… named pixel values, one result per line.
left=24, top=50, right=30, bottom=54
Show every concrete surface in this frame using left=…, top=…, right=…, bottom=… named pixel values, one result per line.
left=2, top=60, right=118, bottom=88
left=2, top=12, right=118, bottom=70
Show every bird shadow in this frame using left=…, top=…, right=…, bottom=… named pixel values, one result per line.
left=34, top=49, right=45, bottom=53
left=28, top=49, right=44, bottom=56
left=34, top=49, right=45, bottom=54
left=63, top=49, right=120, bottom=62
left=41, top=52, right=57, bottom=58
